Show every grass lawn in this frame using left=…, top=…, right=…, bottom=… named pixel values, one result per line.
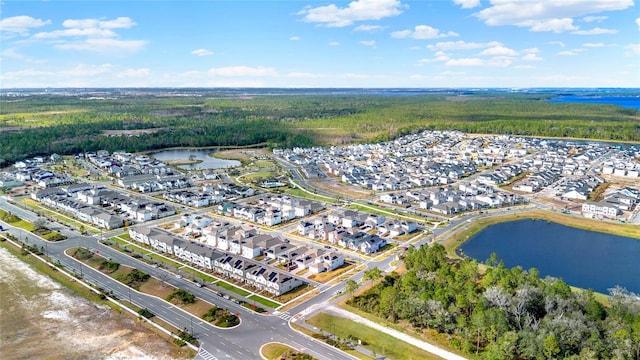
left=13, top=220, right=35, bottom=232
left=261, top=343, right=291, bottom=359
left=284, top=188, right=337, bottom=204
left=243, top=170, right=280, bottom=181
left=216, top=281, right=251, bottom=297
left=261, top=343, right=317, bottom=360
left=306, top=312, right=442, bottom=360
left=248, top=294, right=281, bottom=309
left=179, top=267, right=219, bottom=284
left=253, top=159, right=275, bottom=168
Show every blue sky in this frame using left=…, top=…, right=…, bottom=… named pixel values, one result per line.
left=1, top=0, right=639, bottom=88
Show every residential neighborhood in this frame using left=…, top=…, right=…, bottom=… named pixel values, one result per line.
left=1, top=129, right=639, bottom=302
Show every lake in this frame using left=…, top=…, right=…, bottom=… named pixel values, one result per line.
left=460, top=219, right=640, bottom=294
left=149, top=149, right=240, bottom=170
left=547, top=95, right=640, bottom=109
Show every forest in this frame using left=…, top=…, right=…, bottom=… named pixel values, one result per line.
left=1, top=90, right=639, bottom=165
left=347, top=244, right=640, bottom=360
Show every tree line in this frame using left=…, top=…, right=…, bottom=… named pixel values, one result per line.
left=1, top=93, right=638, bottom=164
left=347, top=244, right=640, bottom=359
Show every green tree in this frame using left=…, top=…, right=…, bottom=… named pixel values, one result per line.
left=363, top=267, right=383, bottom=290
left=344, top=279, right=359, bottom=298
left=543, top=334, right=561, bottom=359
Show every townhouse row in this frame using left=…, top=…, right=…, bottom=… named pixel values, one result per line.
left=129, top=226, right=331, bottom=295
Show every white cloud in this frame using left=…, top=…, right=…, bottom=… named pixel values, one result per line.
left=341, top=72, right=370, bottom=79
left=192, top=48, right=213, bottom=56
left=522, top=53, right=543, bottom=61
left=521, top=48, right=543, bottom=61
left=636, top=17, right=640, bottom=31
left=287, top=72, right=323, bottom=78
left=59, top=63, right=113, bottom=76
left=298, top=0, right=404, bottom=27
left=35, top=17, right=136, bottom=38
left=55, top=38, right=146, bottom=53
left=117, top=68, right=150, bottom=78
left=62, top=17, right=135, bottom=30
left=360, top=40, right=376, bottom=47
left=547, top=40, right=566, bottom=47
left=527, top=18, right=578, bottom=33
left=392, top=25, right=458, bottom=39
left=445, top=58, right=485, bottom=66
left=328, top=41, right=340, bottom=46
left=354, top=24, right=387, bottom=32
left=34, top=27, right=117, bottom=39
left=557, top=49, right=585, bottom=56
left=479, top=45, right=518, bottom=56
left=0, top=15, right=51, bottom=35
left=582, top=15, right=607, bottom=23
left=419, top=51, right=450, bottom=63
left=390, top=30, right=412, bottom=38
left=475, top=0, right=633, bottom=32
left=30, top=16, right=145, bottom=54
left=6, top=64, right=98, bottom=82
left=441, top=70, right=466, bottom=76
left=0, top=47, right=46, bottom=64
left=625, top=43, right=640, bottom=54
left=445, top=56, right=513, bottom=67
left=208, top=65, right=277, bottom=77
left=289, top=36, right=300, bottom=41
left=583, top=42, right=605, bottom=47
left=428, top=40, right=502, bottom=51
left=452, top=0, right=481, bottom=9
left=572, top=27, right=617, bottom=35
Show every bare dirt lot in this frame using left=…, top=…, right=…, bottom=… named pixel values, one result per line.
left=0, top=248, right=191, bottom=360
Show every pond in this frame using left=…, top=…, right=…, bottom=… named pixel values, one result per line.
left=459, top=219, right=640, bottom=294
left=149, top=149, right=240, bottom=170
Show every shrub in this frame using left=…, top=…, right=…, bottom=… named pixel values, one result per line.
left=166, top=289, right=196, bottom=304
left=72, top=247, right=93, bottom=260
left=138, top=308, right=154, bottom=319
left=99, top=259, right=120, bottom=273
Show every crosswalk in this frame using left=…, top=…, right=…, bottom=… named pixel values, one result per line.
left=196, top=347, right=218, bottom=360
left=274, top=310, right=293, bottom=321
